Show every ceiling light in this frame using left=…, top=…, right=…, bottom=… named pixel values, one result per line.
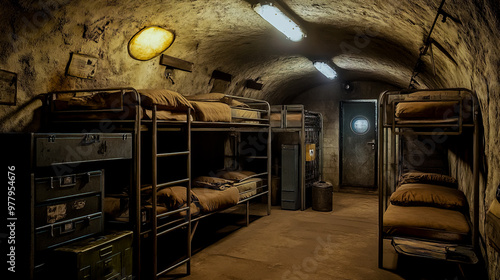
left=313, top=61, right=337, bottom=79
left=128, top=26, right=175, bottom=61
left=253, top=3, right=305, bottom=42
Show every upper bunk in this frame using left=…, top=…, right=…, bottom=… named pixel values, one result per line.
left=44, top=87, right=270, bottom=132
left=270, top=104, right=322, bottom=132
left=379, top=88, right=479, bottom=135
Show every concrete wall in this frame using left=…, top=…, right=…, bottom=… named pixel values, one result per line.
left=289, top=80, right=398, bottom=188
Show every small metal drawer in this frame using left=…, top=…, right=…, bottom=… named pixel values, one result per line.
left=35, top=133, right=132, bottom=167
left=34, top=170, right=103, bottom=203
left=35, top=213, right=103, bottom=251
left=35, top=194, right=102, bottom=228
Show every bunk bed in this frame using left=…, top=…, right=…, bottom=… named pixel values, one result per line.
left=378, top=88, right=480, bottom=267
left=270, top=105, right=323, bottom=210
left=44, top=87, right=272, bottom=280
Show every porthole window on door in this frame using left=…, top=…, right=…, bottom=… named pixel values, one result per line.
left=350, top=116, right=370, bottom=135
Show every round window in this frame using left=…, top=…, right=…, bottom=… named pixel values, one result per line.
left=350, top=116, right=370, bottom=135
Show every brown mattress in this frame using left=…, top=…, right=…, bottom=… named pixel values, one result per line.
left=51, top=90, right=193, bottom=121
left=189, top=101, right=232, bottom=122
left=383, top=204, right=470, bottom=242
left=231, top=108, right=261, bottom=124
left=234, top=178, right=262, bottom=199
left=144, top=109, right=192, bottom=121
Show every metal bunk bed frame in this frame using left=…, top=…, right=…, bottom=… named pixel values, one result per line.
left=45, top=88, right=272, bottom=280
left=271, top=105, right=324, bottom=210
left=377, top=88, right=480, bottom=267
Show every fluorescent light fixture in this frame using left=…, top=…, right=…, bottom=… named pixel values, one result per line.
left=313, top=61, right=337, bottom=79
left=253, top=3, right=305, bottom=42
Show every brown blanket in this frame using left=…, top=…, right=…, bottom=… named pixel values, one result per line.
left=192, top=187, right=239, bottom=212
left=190, top=101, right=232, bottom=122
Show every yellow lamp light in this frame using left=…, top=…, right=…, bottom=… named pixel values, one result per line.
left=128, top=26, right=175, bottom=61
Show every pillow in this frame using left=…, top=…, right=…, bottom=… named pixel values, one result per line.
left=398, top=171, right=458, bottom=188
left=218, top=171, right=251, bottom=181
left=390, top=183, right=467, bottom=210
left=186, top=93, right=248, bottom=108
left=138, top=89, right=194, bottom=111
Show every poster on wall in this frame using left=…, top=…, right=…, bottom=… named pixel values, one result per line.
left=0, top=69, right=17, bottom=105
left=66, top=53, right=98, bottom=79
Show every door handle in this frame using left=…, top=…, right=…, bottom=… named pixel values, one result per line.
left=367, top=140, right=375, bottom=150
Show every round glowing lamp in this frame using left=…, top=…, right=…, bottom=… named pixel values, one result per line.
left=128, top=26, right=175, bottom=61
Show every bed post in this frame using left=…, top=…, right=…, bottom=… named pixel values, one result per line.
left=472, top=91, right=480, bottom=251
left=267, top=102, right=272, bottom=216
left=377, top=91, right=387, bottom=268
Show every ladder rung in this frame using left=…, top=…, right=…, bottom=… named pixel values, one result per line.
left=157, top=151, right=189, bottom=158
left=158, top=221, right=189, bottom=236
left=157, top=178, right=190, bottom=188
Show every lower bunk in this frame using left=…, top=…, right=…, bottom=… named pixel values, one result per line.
left=381, top=171, right=478, bottom=264
left=104, top=170, right=268, bottom=277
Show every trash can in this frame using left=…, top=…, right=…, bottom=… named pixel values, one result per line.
left=312, top=181, right=333, bottom=212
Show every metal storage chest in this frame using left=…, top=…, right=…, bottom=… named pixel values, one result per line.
left=53, top=230, right=133, bottom=280
left=0, top=132, right=132, bottom=280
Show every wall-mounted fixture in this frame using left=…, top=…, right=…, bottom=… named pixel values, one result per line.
left=160, top=54, right=193, bottom=72
left=128, top=26, right=175, bottom=61
left=245, top=79, right=263, bottom=90
left=342, top=82, right=353, bottom=93
left=210, top=70, right=232, bottom=93
left=0, top=69, right=17, bottom=105
left=313, top=61, right=337, bottom=80
left=253, top=2, right=305, bottom=42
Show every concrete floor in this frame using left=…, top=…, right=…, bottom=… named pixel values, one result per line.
left=165, top=192, right=480, bottom=280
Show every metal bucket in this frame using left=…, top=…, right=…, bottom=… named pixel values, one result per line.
left=312, top=181, right=333, bottom=212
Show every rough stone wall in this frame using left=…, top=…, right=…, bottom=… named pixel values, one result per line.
left=289, top=81, right=398, bottom=187
left=420, top=1, right=500, bottom=278
left=0, top=0, right=499, bottom=278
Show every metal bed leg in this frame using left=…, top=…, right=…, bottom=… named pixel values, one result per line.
left=246, top=201, right=250, bottom=226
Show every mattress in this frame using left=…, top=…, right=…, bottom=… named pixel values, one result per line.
left=234, top=178, right=262, bottom=199
left=231, top=108, right=261, bottom=124
left=189, top=101, right=232, bottom=122
left=192, top=173, right=262, bottom=200
left=383, top=204, right=470, bottom=242
left=51, top=89, right=193, bottom=121
left=385, top=90, right=474, bottom=125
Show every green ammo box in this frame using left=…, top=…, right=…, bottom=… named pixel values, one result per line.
left=53, top=230, right=133, bottom=280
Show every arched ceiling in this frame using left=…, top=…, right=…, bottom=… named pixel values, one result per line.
left=2, top=0, right=499, bottom=104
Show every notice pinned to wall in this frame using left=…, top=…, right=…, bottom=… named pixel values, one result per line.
left=66, top=53, right=98, bottom=79
left=306, top=143, right=316, bottom=161
left=0, top=69, right=17, bottom=105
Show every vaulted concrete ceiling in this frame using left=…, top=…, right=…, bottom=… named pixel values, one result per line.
left=1, top=0, right=499, bottom=107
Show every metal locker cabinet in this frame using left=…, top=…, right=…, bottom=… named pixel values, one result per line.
left=281, top=144, right=300, bottom=210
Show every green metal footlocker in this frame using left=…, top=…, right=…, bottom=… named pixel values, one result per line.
left=53, top=230, right=133, bottom=280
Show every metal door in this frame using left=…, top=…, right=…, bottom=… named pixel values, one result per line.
left=340, top=100, right=377, bottom=188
